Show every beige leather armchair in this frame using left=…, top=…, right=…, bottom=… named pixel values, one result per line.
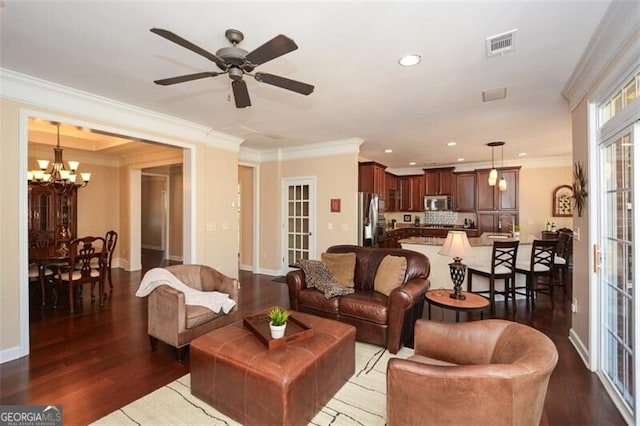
left=147, top=264, right=239, bottom=361
left=387, top=319, right=558, bottom=426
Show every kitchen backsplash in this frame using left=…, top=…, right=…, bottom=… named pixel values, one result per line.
left=424, top=211, right=458, bottom=225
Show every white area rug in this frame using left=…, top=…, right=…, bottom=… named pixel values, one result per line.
left=93, top=342, right=413, bottom=425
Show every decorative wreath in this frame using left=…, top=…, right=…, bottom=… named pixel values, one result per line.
left=572, top=162, right=588, bottom=217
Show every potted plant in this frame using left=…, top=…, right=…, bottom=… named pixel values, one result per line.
left=513, top=225, right=521, bottom=238
left=267, top=306, right=290, bottom=339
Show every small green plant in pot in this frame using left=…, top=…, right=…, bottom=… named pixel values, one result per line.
left=513, top=225, right=521, bottom=237
left=267, top=307, right=290, bottom=339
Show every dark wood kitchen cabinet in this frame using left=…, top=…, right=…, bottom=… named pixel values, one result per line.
left=358, top=161, right=387, bottom=196
left=385, top=172, right=398, bottom=212
left=399, top=174, right=425, bottom=212
left=476, top=166, right=520, bottom=233
left=453, top=171, right=476, bottom=212
left=424, top=167, right=454, bottom=195
left=476, top=167, right=520, bottom=211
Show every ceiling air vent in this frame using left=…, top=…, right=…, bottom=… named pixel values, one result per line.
left=485, top=29, right=517, bottom=57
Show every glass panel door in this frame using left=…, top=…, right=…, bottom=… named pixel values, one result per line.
left=599, top=123, right=637, bottom=417
left=283, top=178, right=315, bottom=270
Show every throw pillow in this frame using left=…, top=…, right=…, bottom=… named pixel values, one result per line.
left=299, top=259, right=334, bottom=289
left=321, top=252, right=356, bottom=287
left=374, top=255, right=407, bottom=296
left=299, top=259, right=355, bottom=298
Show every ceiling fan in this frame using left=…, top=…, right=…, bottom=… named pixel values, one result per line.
left=150, top=28, right=314, bottom=108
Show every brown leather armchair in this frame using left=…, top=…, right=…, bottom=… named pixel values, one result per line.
left=287, top=245, right=430, bottom=354
left=387, top=319, right=558, bottom=426
left=147, top=264, right=240, bottom=361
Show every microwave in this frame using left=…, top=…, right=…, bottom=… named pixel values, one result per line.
left=424, top=195, right=453, bottom=211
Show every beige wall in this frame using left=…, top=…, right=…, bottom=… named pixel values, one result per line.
left=570, top=96, right=591, bottom=349
left=169, top=165, right=183, bottom=259
left=238, top=165, right=253, bottom=269
left=519, top=166, right=573, bottom=236
left=141, top=176, right=166, bottom=248
left=1, top=97, right=241, bottom=359
left=259, top=153, right=359, bottom=273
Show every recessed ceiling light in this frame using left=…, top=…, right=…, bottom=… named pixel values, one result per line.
left=398, top=54, right=421, bottom=67
left=518, top=152, right=527, bottom=157
left=447, top=142, right=457, bottom=147
left=409, top=161, right=416, bottom=166
left=384, top=149, right=393, bottom=153
left=457, top=158, right=465, bottom=162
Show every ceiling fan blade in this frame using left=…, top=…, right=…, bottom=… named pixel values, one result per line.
left=232, top=80, right=251, bottom=108
left=150, top=28, right=227, bottom=69
left=245, top=34, right=298, bottom=66
left=254, top=72, right=314, bottom=95
left=154, top=71, right=221, bottom=86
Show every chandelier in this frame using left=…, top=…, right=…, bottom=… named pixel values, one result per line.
left=27, top=123, right=91, bottom=192
left=487, top=141, right=506, bottom=191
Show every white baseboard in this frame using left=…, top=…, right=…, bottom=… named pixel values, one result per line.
left=0, top=345, right=28, bottom=364
left=569, top=327, right=591, bottom=370
left=239, top=264, right=253, bottom=272
left=257, top=267, right=281, bottom=277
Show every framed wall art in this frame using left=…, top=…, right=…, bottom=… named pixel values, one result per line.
left=553, top=185, right=574, bottom=217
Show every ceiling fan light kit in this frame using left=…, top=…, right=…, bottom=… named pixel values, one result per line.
left=151, top=28, right=314, bottom=108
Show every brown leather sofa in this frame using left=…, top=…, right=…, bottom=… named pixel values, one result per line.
left=286, top=245, right=430, bottom=354
left=147, top=264, right=240, bottom=361
left=387, top=319, right=559, bottom=426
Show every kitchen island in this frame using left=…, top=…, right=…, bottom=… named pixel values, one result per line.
left=401, top=233, right=537, bottom=295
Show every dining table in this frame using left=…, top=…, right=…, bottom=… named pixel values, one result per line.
left=29, top=245, right=70, bottom=307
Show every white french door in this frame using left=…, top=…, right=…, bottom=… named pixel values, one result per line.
left=281, top=177, right=316, bottom=272
left=598, top=120, right=638, bottom=422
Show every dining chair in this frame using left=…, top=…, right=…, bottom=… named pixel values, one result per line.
left=58, top=236, right=107, bottom=313
left=105, top=230, right=118, bottom=290
left=514, top=239, right=557, bottom=310
left=552, top=230, right=573, bottom=299
left=467, top=240, right=519, bottom=314
left=28, top=230, right=58, bottom=306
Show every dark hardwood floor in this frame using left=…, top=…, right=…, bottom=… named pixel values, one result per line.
left=0, top=256, right=626, bottom=426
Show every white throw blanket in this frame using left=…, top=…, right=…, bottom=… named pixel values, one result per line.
left=136, top=268, right=236, bottom=314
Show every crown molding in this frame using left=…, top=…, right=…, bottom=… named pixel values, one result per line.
left=562, top=1, right=640, bottom=110
left=388, top=155, right=572, bottom=175
left=0, top=68, right=243, bottom=152
left=239, top=137, right=363, bottom=163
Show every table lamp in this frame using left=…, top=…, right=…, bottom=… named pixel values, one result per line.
left=438, top=230, right=472, bottom=300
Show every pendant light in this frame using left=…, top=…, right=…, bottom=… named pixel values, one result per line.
left=487, top=141, right=504, bottom=186
left=498, top=143, right=507, bottom=191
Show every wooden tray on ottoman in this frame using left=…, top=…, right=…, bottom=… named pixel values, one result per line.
left=243, top=313, right=314, bottom=349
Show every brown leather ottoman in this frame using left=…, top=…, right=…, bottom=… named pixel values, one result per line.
left=190, top=311, right=356, bottom=426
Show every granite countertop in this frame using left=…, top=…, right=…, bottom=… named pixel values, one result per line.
left=387, top=224, right=477, bottom=232
left=400, top=233, right=535, bottom=247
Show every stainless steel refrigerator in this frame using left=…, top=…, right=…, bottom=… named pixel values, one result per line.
left=358, top=192, right=386, bottom=247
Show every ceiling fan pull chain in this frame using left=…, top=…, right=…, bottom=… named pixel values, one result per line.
left=227, top=80, right=232, bottom=103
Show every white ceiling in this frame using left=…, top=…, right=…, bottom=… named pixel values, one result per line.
left=0, top=1, right=611, bottom=169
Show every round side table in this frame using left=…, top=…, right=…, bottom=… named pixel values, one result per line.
left=425, top=289, right=490, bottom=322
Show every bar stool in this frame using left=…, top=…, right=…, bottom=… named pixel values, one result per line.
left=467, top=240, right=519, bottom=314
left=515, top=239, right=557, bottom=310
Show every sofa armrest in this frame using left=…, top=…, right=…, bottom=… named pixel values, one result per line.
left=286, top=269, right=309, bottom=311
left=200, top=268, right=240, bottom=305
left=385, top=277, right=430, bottom=354
left=148, top=285, right=187, bottom=347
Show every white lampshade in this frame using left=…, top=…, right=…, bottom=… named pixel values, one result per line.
left=498, top=177, right=507, bottom=191
left=69, top=174, right=77, bottom=183
left=81, top=172, right=91, bottom=182
left=67, top=160, right=80, bottom=171
left=488, top=168, right=498, bottom=186
left=27, top=171, right=34, bottom=181
left=60, top=169, right=71, bottom=180
left=37, top=159, right=49, bottom=170
left=438, top=231, right=472, bottom=259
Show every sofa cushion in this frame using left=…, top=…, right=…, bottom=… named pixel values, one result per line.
left=339, top=291, right=388, bottom=325
left=186, top=305, right=220, bottom=329
left=374, top=255, right=407, bottom=296
left=299, top=289, right=340, bottom=313
left=321, top=252, right=356, bottom=287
